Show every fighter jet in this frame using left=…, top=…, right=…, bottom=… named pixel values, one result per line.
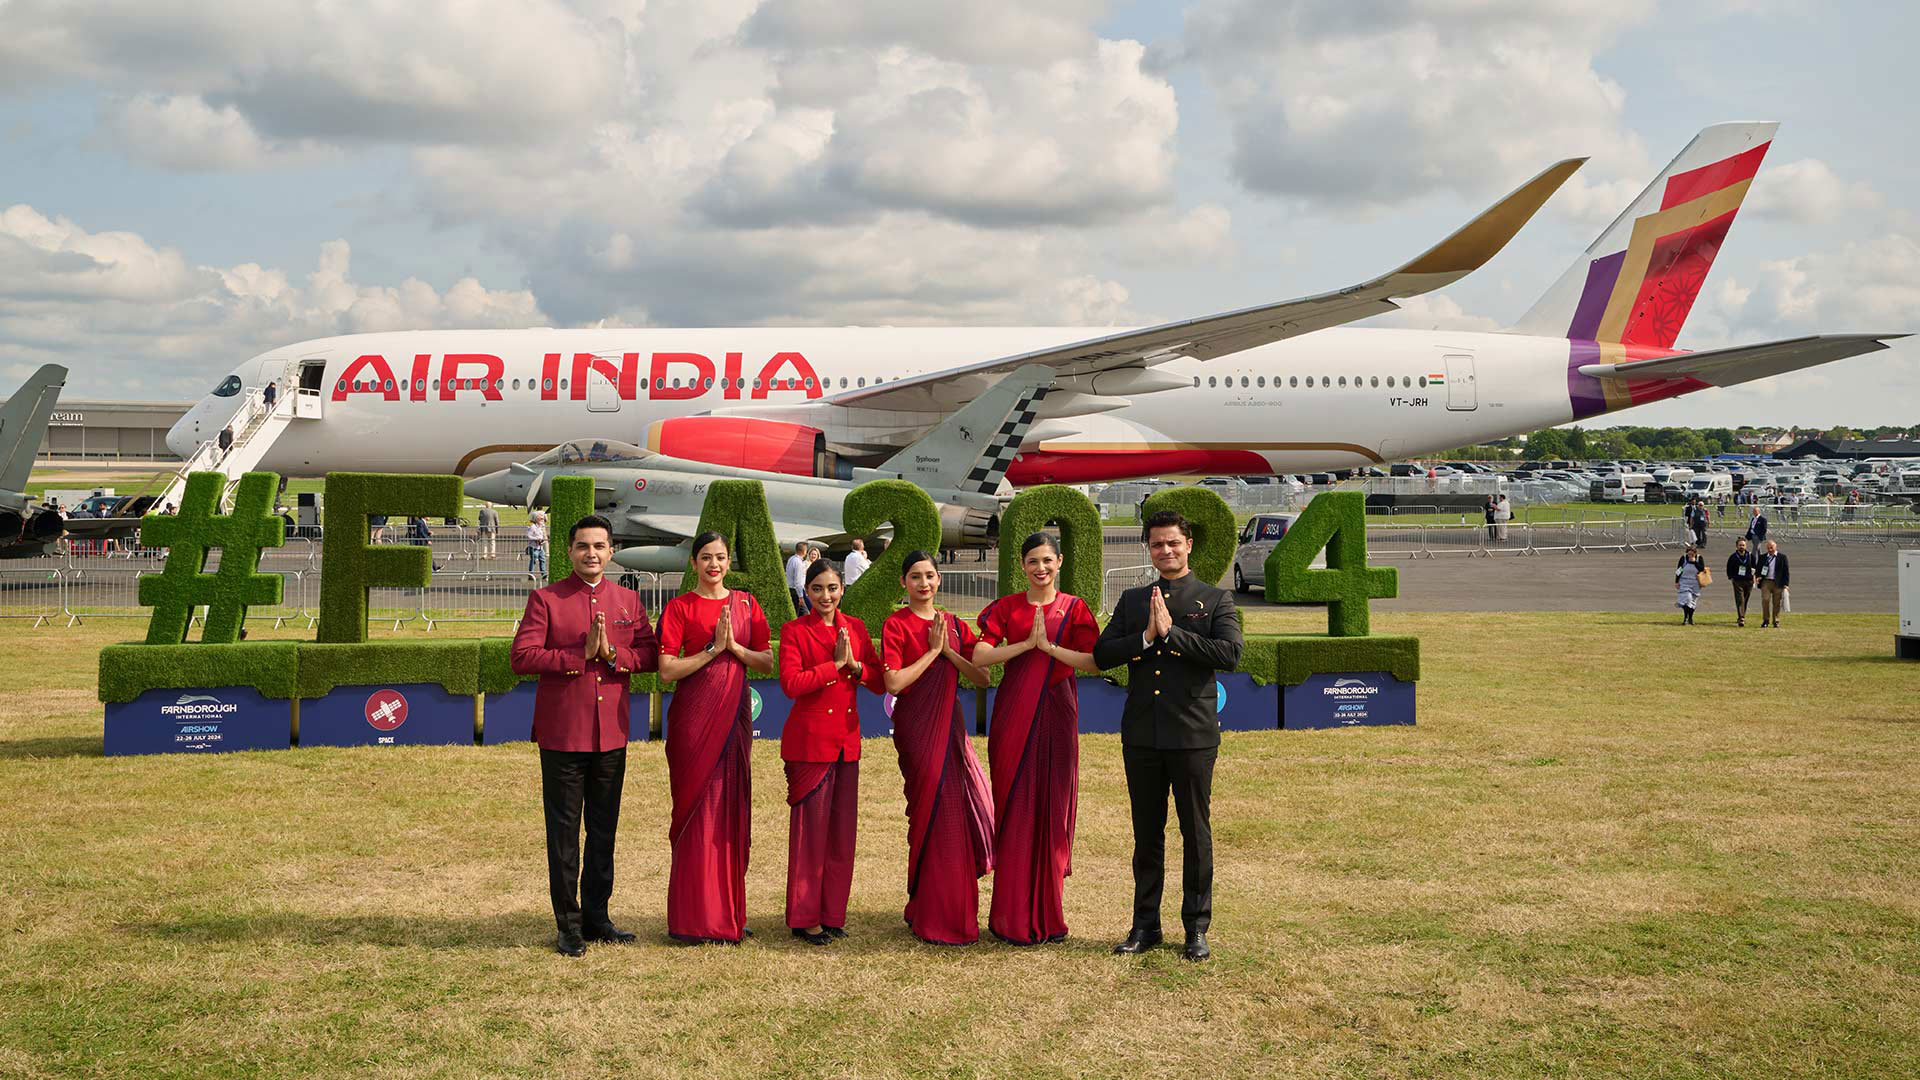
left=0, top=365, right=73, bottom=556
left=465, top=365, right=1056, bottom=572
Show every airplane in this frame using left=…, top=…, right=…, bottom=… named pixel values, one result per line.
left=163, top=123, right=1905, bottom=502
left=0, top=364, right=162, bottom=559
left=1, top=365, right=69, bottom=553
left=465, top=366, right=1055, bottom=570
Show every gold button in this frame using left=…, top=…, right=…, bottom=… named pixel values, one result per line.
left=1154, top=670, right=1160, bottom=676
left=827, top=707, right=835, bottom=714
left=597, top=695, right=603, bottom=702
left=1153, top=689, right=1161, bottom=696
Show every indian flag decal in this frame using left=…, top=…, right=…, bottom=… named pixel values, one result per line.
left=1427, top=372, right=1446, bottom=383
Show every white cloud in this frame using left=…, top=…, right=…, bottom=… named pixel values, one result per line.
left=106, top=94, right=333, bottom=171
left=1746, top=158, right=1883, bottom=223
left=1162, top=0, right=1654, bottom=211
left=0, top=205, right=545, bottom=398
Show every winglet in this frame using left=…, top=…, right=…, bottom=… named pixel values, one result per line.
left=1397, top=158, right=1586, bottom=279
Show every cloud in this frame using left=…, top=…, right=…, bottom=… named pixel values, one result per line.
left=105, top=94, right=333, bottom=170
left=0, top=205, right=545, bottom=398
left=1746, top=158, right=1883, bottom=223
left=1161, top=0, right=1654, bottom=211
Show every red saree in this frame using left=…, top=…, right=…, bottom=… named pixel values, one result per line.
left=882, top=609, right=993, bottom=944
left=977, top=593, right=1099, bottom=944
left=659, top=591, right=769, bottom=943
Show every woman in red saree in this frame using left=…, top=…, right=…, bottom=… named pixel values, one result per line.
left=881, top=550, right=995, bottom=945
left=778, top=557, right=885, bottom=945
left=972, top=532, right=1102, bottom=945
left=655, top=531, right=774, bottom=945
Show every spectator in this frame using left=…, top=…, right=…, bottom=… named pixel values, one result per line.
left=1674, top=544, right=1706, bottom=625
left=1495, top=494, right=1513, bottom=541
left=786, top=541, right=811, bottom=616
left=525, top=510, right=549, bottom=579
left=843, top=537, right=870, bottom=585
left=1744, top=505, right=1768, bottom=547
left=1483, top=496, right=1497, bottom=541
left=368, top=513, right=389, bottom=544
left=477, top=503, right=500, bottom=559
left=1726, top=538, right=1758, bottom=627
left=1756, top=540, right=1790, bottom=628
left=263, top=380, right=278, bottom=411
left=217, top=425, right=234, bottom=461
left=407, top=515, right=442, bottom=571
left=1683, top=496, right=1709, bottom=548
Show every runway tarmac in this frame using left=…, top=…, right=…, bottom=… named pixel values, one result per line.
left=1300, top=541, right=1900, bottom=613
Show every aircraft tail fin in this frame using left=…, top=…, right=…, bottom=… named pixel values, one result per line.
left=0, top=364, right=67, bottom=495
left=1513, top=122, right=1777, bottom=348
left=881, top=364, right=1054, bottom=495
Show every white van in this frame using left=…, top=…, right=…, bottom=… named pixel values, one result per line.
left=1232, top=513, right=1325, bottom=594
left=1688, top=473, right=1733, bottom=500
left=1599, top=473, right=1651, bottom=502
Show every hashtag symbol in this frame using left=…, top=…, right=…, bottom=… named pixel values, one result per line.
left=139, top=472, right=286, bottom=644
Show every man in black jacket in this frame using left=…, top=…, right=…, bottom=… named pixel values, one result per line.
left=1094, top=509, right=1243, bottom=962
left=1756, top=540, right=1790, bottom=627
left=1726, top=538, right=1758, bottom=626
left=1744, top=505, right=1769, bottom=547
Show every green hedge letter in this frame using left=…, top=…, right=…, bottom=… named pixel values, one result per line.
left=1263, top=491, right=1397, bottom=637
left=316, top=473, right=463, bottom=643
left=996, top=484, right=1102, bottom=605
left=838, top=479, right=943, bottom=629
left=1141, top=485, right=1237, bottom=589
left=686, top=478, right=795, bottom=629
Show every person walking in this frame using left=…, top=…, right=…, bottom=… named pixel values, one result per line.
left=1757, top=540, right=1791, bottom=627
left=1744, top=504, right=1769, bottom=548
left=510, top=514, right=660, bottom=956
left=880, top=551, right=994, bottom=945
left=1494, top=493, right=1512, bottom=541
left=262, top=380, right=278, bottom=412
left=1674, top=544, right=1706, bottom=625
left=972, top=532, right=1101, bottom=946
left=655, top=532, right=774, bottom=945
left=1684, top=496, right=1710, bottom=548
left=1483, top=496, right=1498, bottom=541
left=525, top=510, right=549, bottom=579
left=1093, top=510, right=1243, bottom=962
left=217, top=424, right=234, bottom=461
left=1726, top=538, right=1758, bottom=626
left=477, top=503, right=500, bottom=559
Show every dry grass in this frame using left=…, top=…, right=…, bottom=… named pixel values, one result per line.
left=1, top=612, right=1916, bottom=1079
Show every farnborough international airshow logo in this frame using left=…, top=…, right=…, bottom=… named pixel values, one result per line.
left=158, top=692, right=239, bottom=749
left=364, top=689, right=409, bottom=732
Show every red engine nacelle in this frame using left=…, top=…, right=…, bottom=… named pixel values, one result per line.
left=645, top=417, right=828, bottom=477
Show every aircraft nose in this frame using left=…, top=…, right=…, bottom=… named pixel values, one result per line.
left=464, top=469, right=525, bottom=507
left=164, top=412, right=196, bottom=459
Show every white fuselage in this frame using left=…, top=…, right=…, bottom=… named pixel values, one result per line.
left=168, top=326, right=1603, bottom=482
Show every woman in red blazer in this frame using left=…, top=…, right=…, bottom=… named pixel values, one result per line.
left=777, top=557, right=883, bottom=945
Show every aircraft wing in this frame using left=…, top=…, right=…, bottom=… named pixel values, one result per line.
left=1576, top=334, right=1908, bottom=387
left=624, top=512, right=842, bottom=551
left=799, top=157, right=1584, bottom=415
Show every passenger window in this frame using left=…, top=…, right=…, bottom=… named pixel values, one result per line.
left=543, top=378, right=553, bottom=391
left=1419, top=376, right=1428, bottom=387
left=1257, top=376, right=1266, bottom=388
left=1208, top=376, right=1216, bottom=388
left=1289, top=376, right=1298, bottom=388
left=1370, top=376, right=1379, bottom=387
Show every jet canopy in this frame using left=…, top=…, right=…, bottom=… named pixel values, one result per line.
left=526, top=439, right=651, bottom=467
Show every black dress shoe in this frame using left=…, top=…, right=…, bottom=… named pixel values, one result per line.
left=823, top=925, right=847, bottom=939
left=583, top=923, right=636, bottom=944
left=555, top=930, right=586, bottom=957
left=1112, top=928, right=1162, bottom=955
left=791, top=927, right=833, bottom=946
left=1183, top=932, right=1211, bottom=962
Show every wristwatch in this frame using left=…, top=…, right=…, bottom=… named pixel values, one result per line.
left=704, top=640, right=717, bottom=654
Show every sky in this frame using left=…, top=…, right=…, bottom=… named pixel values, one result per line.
left=1, top=0, right=1915, bottom=429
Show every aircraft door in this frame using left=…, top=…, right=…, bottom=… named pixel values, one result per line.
left=295, top=359, right=327, bottom=418
left=586, top=365, right=620, bottom=413
left=1444, top=353, right=1477, bottom=411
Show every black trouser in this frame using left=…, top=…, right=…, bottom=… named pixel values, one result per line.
left=1122, top=743, right=1217, bottom=935
left=1732, top=579, right=1752, bottom=621
left=540, top=747, right=627, bottom=934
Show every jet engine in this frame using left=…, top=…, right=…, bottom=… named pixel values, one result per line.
left=0, top=509, right=21, bottom=546
left=939, top=505, right=999, bottom=549
left=27, top=510, right=63, bottom=542
left=644, top=417, right=831, bottom=477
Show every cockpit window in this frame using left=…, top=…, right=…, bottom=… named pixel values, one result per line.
left=213, top=375, right=243, bottom=398
left=525, top=439, right=649, bottom=467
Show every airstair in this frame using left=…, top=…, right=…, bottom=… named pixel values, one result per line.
left=157, top=382, right=320, bottom=510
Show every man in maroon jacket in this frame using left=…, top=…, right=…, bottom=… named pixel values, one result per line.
left=511, top=514, right=659, bottom=956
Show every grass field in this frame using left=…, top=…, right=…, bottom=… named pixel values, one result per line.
left=1, top=611, right=1915, bottom=1078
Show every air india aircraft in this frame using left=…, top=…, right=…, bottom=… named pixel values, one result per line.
left=164, top=123, right=1902, bottom=500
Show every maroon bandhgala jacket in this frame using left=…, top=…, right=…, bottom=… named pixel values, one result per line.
left=510, top=574, right=659, bottom=752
